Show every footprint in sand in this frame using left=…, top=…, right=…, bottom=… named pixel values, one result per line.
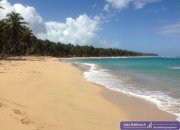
left=12, top=109, right=46, bottom=129
left=0, top=103, right=6, bottom=108
left=21, top=118, right=32, bottom=125
left=0, top=103, right=3, bottom=107
left=13, top=109, right=22, bottom=114
left=13, top=109, right=31, bottom=125
left=36, top=126, right=44, bottom=130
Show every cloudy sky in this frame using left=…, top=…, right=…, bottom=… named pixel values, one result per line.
left=0, top=0, right=180, bottom=56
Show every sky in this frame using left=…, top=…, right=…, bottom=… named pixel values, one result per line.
left=0, top=0, right=180, bottom=56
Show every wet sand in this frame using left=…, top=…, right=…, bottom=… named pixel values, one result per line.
left=72, top=60, right=177, bottom=121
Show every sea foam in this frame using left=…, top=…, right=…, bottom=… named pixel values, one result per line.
left=81, top=63, right=180, bottom=121
left=169, top=66, right=180, bottom=70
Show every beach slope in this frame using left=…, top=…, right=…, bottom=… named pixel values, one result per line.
left=0, top=57, right=128, bottom=130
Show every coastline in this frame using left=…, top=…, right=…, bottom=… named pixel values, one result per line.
left=102, top=88, right=176, bottom=121
left=69, top=59, right=178, bottom=121
left=61, top=56, right=159, bottom=60
left=0, top=56, right=128, bottom=130
left=0, top=56, right=177, bottom=130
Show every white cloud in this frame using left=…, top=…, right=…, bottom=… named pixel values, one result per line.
left=38, top=15, right=100, bottom=44
left=104, top=0, right=161, bottom=11
left=158, top=22, right=180, bottom=37
left=0, top=0, right=45, bottom=34
left=0, top=0, right=100, bottom=45
left=104, top=0, right=130, bottom=11
left=133, top=0, right=161, bottom=9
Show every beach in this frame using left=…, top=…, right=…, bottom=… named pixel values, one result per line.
left=0, top=57, right=176, bottom=130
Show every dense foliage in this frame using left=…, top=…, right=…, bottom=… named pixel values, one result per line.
left=0, top=12, right=157, bottom=59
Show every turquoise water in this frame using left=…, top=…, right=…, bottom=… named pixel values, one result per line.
left=69, top=57, right=180, bottom=120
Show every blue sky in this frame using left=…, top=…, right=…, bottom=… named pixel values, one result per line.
left=1, top=0, right=180, bottom=56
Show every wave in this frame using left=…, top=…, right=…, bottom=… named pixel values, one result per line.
left=160, top=56, right=180, bottom=58
left=81, top=63, right=180, bottom=121
left=169, top=66, right=180, bottom=70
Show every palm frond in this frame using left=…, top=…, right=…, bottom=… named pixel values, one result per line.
left=0, top=0, right=3, bottom=9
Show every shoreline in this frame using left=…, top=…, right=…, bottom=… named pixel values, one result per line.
left=61, top=56, right=159, bottom=60
left=69, top=59, right=178, bottom=121
left=0, top=56, right=177, bottom=130
left=101, top=87, right=177, bottom=121
left=0, top=56, right=128, bottom=130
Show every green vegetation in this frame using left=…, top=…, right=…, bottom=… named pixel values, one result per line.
left=0, top=0, right=3, bottom=9
left=0, top=12, right=158, bottom=59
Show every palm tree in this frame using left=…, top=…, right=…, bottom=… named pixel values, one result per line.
left=0, top=20, right=5, bottom=38
left=0, top=19, right=7, bottom=54
left=1, top=12, right=27, bottom=58
left=18, top=26, right=33, bottom=55
left=0, top=0, right=3, bottom=9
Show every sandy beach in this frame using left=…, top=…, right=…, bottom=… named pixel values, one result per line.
left=0, top=57, right=176, bottom=130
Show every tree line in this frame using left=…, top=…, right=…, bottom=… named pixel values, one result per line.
left=0, top=11, right=158, bottom=59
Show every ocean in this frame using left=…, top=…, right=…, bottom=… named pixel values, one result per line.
left=68, top=57, right=180, bottom=121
